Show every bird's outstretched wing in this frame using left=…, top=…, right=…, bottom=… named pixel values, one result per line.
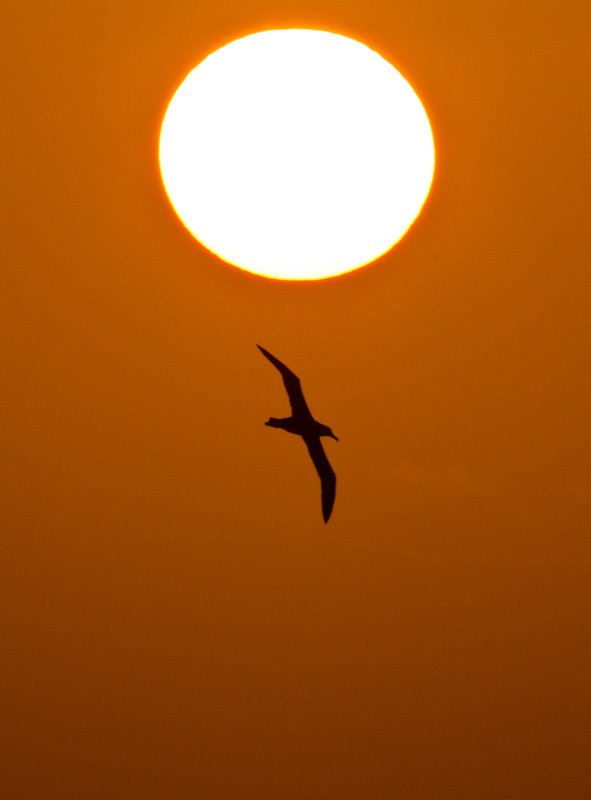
left=257, top=345, right=309, bottom=417
left=303, top=435, right=336, bottom=523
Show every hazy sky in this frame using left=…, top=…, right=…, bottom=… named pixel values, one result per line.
left=2, top=0, right=590, bottom=797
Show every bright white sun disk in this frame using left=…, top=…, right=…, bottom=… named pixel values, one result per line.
left=159, top=30, right=435, bottom=280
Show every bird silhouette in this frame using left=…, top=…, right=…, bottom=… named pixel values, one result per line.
left=258, top=345, right=338, bottom=523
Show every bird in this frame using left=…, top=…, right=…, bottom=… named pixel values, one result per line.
left=257, top=345, right=338, bottom=523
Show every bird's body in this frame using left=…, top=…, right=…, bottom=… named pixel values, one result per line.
left=258, top=345, right=338, bottom=523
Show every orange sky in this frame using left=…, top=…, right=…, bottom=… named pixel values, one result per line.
left=2, top=0, right=591, bottom=797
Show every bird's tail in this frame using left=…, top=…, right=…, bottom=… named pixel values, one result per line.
left=265, top=417, right=293, bottom=431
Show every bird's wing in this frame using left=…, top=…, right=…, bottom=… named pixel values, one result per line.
left=257, top=345, right=309, bottom=417
left=303, top=435, right=336, bottom=523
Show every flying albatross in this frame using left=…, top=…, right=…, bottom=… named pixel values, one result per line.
left=258, top=345, right=338, bottom=523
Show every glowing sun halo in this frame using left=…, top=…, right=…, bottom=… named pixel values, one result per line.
left=159, top=30, right=435, bottom=280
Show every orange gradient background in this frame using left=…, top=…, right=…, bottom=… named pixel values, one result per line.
left=2, top=1, right=591, bottom=798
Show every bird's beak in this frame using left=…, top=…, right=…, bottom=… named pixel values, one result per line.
left=330, top=433, right=339, bottom=441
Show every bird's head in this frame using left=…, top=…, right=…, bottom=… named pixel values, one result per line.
left=319, top=424, right=338, bottom=441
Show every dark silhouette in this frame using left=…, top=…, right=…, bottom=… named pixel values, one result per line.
left=258, top=345, right=338, bottom=523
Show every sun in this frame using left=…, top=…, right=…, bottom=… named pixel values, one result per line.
left=159, top=29, right=434, bottom=281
